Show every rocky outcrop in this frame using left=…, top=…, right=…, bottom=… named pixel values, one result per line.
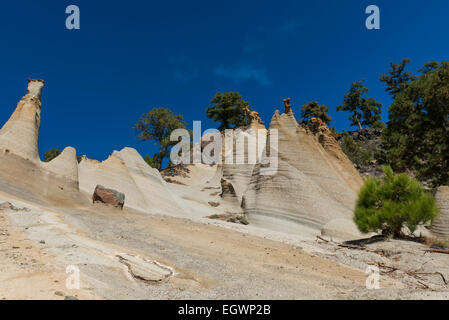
left=93, top=185, right=125, bottom=209
left=310, top=118, right=363, bottom=193
left=78, top=147, right=185, bottom=214
left=112, top=147, right=185, bottom=215
left=0, top=80, right=367, bottom=240
left=220, top=121, right=267, bottom=209
left=244, top=106, right=265, bottom=128
left=78, top=154, right=148, bottom=212
left=41, top=147, right=79, bottom=184
left=0, top=79, right=44, bottom=162
left=242, top=100, right=364, bottom=233
left=0, top=79, right=81, bottom=203
left=430, top=186, right=449, bottom=238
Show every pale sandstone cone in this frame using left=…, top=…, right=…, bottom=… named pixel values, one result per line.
left=430, top=186, right=449, bottom=239
left=242, top=105, right=364, bottom=236
left=0, top=79, right=81, bottom=202
left=0, top=79, right=45, bottom=162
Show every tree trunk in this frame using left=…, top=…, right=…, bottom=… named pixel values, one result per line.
left=358, top=121, right=363, bottom=132
left=158, top=144, right=163, bottom=170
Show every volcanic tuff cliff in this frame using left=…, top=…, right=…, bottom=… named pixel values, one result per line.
left=0, top=79, right=80, bottom=204
left=430, top=186, right=449, bottom=239
left=241, top=104, right=364, bottom=234
left=0, top=79, right=182, bottom=212
left=165, top=99, right=366, bottom=237
left=0, top=79, right=367, bottom=239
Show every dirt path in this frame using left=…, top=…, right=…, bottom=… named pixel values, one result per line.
left=1, top=190, right=403, bottom=300
left=0, top=205, right=97, bottom=300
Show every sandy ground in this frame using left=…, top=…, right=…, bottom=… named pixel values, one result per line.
left=1, top=183, right=449, bottom=300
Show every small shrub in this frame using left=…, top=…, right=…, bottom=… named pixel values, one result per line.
left=144, top=154, right=159, bottom=169
left=237, top=215, right=249, bottom=225
left=43, top=148, right=61, bottom=162
left=354, top=166, right=439, bottom=237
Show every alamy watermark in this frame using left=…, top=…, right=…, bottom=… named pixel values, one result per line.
left=365, top=265, right=380, bottom=290
left=66, top=265, right=80, bottom=290
left=66, top=5, right=80, bottom=30
left=169, top=121, right=279, bottom=175
left=366, top=5, right=380, bottom=30
left=65, top=5, right=380, bottom=31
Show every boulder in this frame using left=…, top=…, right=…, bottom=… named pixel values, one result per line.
left=93, top=185, right=125, bottom=209
left=0, top=201, right=30, bottom=212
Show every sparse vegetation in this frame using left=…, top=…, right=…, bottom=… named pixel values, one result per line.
left=144, top=154, right=159, bottom=169
left=207, top=213, right=249, bottom=225
left=43, top=148, right=61, bottom=162
left=301, top=101, right=332, bottom=126
left=340, top=131, right=371, bottom=167
left=134, top=107, right=187, bottom=170
left=206, top=92, right=251, bottom=130
left=337, top=79, right=382, bottom=132
left=381, top=60, right=449, bottom=187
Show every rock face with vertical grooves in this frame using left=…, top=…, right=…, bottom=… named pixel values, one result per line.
left=0, top=79, right=45, bottom=162
left=242, top=105, right=364, bottom=234
left=41, top=147, right=79, bottom=184
left=78, top=147, right=185, bottom=214
left=78, top=154, right=149, bottom=212
left=220, top=124, right=267, bottom=209
left=0, top=81, right=366, bottom=240
left=0, top=79, right=81, bottom=203
left=430, top=186, right=449, bottom=238
left=112, top=147, right=185, bottom=215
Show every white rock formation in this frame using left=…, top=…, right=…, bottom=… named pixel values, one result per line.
left=78, top=148, right=185, bottom=214
left=0, top=79, right=81, bottom=203
left=220, top=125, right=267, bottom=209
left=0, top=79, right=45, bottom=162
left=242, top=104, right=364, bottom=234
left=431, top=186, right=449, bottom=239
left=113, top=148, right=185, bottom=214
left=321, top=218, right=366, bottom=241
left=41, top=147, right=79, bottom=183
left=0, top=81, right=366, bottom=241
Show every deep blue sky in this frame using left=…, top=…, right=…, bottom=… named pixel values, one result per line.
left=0, top=0, right=448, bottom=162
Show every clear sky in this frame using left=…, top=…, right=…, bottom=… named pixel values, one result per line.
left=0, top=0, right=448, bottom=162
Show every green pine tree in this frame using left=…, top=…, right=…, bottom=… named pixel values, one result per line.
left=144, top=154, right=159, bottom=169
left=337, top=80, right=382, bottom=132
left=382, top=61, right=449, bottom=186
left=301, top=101, right=332, bottom=126
left=206, top=92, right=251, bottom=131
left=134, top=107, right=187, bottom=170
left=340, top=131, right=371, bottom=167
left=43, top=148, right=61, bottom=162
left=354, top=166, right=439, bottom=237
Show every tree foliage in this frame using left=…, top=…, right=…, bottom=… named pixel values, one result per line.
left=43, top=148, right=61, bottom=162
left=134, top=107, right=187, bottom=170
left=337, top=80, right=382, bottom=131
left=340, top=132, right=371, bottom=167
left=382, top=61, right=449, bottom=186
left=380, top=58, right=416, bottom=98
left=206, top=92, right=251, bottom=131
left=144, top=154, right=159, bottom=169
left=354, top=166, right=439, bottom=237
left=301, top=101, right=331, bottom=126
